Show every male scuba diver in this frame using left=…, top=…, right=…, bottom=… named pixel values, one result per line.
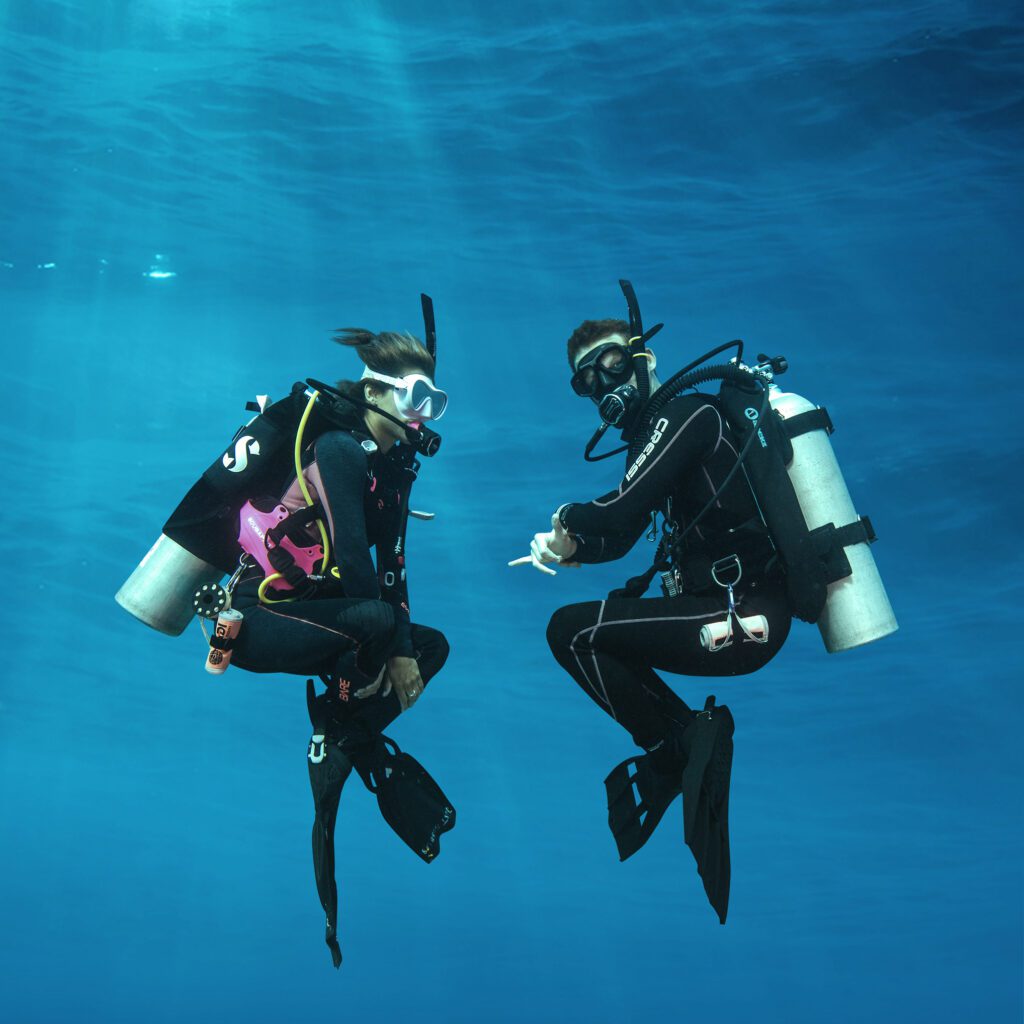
left=116, top=297, right=456, bottom=967
left=511, top=281, right=897, bottom=923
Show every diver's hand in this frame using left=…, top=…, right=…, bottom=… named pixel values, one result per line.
left=387, top=656, right=425, bottom=711
left=352, top=663, right=388, bottom=699
left=508, top=513, right=579, bottom=575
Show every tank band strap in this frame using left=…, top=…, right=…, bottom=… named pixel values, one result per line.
left=833, top=516, right=876, bottom=547
left=783, top=407, right=834, bottom=439
left=809, top=516, right=877, bottom=585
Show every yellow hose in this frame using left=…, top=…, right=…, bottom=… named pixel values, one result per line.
left=258, top=390, right=331, bottom=604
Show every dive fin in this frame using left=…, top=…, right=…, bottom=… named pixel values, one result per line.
left=354, top=736, right=456, bottom=862
left=604, top=753, right=683, bottom=862
left=306, top=678, right=356, bottom=968
left=680, top=696, right=734, bottom=924
left=604, top=696, right=734, bottom=924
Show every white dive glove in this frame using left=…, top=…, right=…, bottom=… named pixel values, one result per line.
left=508, top=512, right=579, bottom=576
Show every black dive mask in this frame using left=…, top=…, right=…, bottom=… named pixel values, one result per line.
left=579, top=281, right=666, bottom=461
left=571, top=342, right=633, bottom=397
left=571, top=342, right=644, bottom=429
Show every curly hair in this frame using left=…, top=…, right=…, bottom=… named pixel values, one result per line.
left=565, top=318, right=631, bottom=369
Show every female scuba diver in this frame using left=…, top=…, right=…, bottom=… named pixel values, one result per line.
left=227, top=326, right=456, bottom=968
left=510, top=286, right=795, bottom=925
left=229, top=328, right=449, bottom=735
left=117, top=303, right=456, bottom=969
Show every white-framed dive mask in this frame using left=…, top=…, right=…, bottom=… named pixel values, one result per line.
left=360, top=367, right=448, bottom=422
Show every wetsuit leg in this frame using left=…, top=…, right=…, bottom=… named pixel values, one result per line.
left=233, top=599, right=448, bottom=741
left=231, top=596, right=399, bottom=690
left=330, top=624, right=449, bottom=741
left=546, top=582, right=791, bottom=749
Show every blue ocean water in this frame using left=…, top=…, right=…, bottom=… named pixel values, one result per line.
left=1, top=1, right=1022, bottom=1020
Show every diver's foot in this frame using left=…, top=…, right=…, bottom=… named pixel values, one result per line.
left=305, top=679, right=376, bottom=759
left=605, top=731, right=689, bottom=862
left=646, top=713, right=696, bottom=775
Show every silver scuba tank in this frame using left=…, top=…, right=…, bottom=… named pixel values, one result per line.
left=115, top=533, right=223, bottom=636
left=768, top=387, right=898, bottom=653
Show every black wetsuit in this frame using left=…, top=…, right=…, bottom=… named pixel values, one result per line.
left=231, top=427, right=448, bottom=746
left=546, top=392, right=792, bottom=751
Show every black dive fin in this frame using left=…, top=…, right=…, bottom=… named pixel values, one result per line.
left=354, top=735, right=456, bottom=862
left=604, top=753, right=683, bottom=861
left=306, top=679, right=353, bottom=968
left=680, top=696, right=734, bottom=924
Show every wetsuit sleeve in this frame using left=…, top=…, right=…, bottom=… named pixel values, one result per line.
left=563, top=510, right=648, bottom=565
left=558, top=396, right=724, bottom=564
left=373, top=453, right=416, bottom=658
left=310, top=433, right=415, bottom=658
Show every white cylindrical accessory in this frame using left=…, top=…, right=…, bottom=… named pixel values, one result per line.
left=205, top=608, right=244, bottom=675
left=699, top=614, right=769, bottom=652
left=770, top=389, right=898, bottom=653
left=116, top=534, right=224, bottom=636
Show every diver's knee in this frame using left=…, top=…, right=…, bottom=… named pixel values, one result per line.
left=432, top=630, right=450, bottom=670
left=546, top=604, right=577, bottom=653
left=411, top=625, right=449, bottom=679
left=340, top=600, right=397, bottom=653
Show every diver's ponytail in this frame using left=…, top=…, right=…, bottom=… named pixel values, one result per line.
left=333, top=327, right=435, bottom=378
left=332, top=326, right=435, bottom=404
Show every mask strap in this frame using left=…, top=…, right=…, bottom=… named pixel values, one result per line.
left=360, top=367, right=402, bottom=388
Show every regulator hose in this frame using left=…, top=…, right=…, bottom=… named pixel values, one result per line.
left=629, top=360, right=762, bottom=462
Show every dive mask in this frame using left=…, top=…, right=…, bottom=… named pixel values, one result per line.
left=571, top=340, right=650, bottom=429
left=360, top=368, right=448, bottom=422
left=570, top=342, right=634, bottom=400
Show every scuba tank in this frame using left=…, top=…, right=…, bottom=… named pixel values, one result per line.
left=115, top=533, right=224, bottom=636
left=601, top=282, right=897, bottom=654
left=768, top=386, right=897, bottom=653
left=689, top=360, right=898, bottom=653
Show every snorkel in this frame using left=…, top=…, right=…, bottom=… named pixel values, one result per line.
left=582, top=280, right=664, bottom=462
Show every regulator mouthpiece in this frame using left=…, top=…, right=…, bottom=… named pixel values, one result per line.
left=598, top=385, right=638, bottom=428
left=405, top=422, right=441, bottom=457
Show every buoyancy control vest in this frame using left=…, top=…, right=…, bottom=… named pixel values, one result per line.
left=116, top=382, right=421, bottom=635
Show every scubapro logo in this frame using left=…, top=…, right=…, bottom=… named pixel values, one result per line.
left=744, top=407, right=768, bottom=447
left=223, top=436, right=260, bottom=473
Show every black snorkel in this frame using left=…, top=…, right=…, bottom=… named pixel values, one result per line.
left=583, top=279, right=663, bottom=462
left=421, top=292, right=437, bottom=362
left=582, top=282, right=758, bottom=464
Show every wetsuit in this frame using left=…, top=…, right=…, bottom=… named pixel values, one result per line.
left=231, top=428, right=448, bottom=746
left=546, top=392, right=792, bottom=750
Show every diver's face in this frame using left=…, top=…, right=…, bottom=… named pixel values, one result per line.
left=372, top=384, right=405, bottom=431
left=364, top=366, right=421, bottom=445
left=572, top=334, right=637, bottom=404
